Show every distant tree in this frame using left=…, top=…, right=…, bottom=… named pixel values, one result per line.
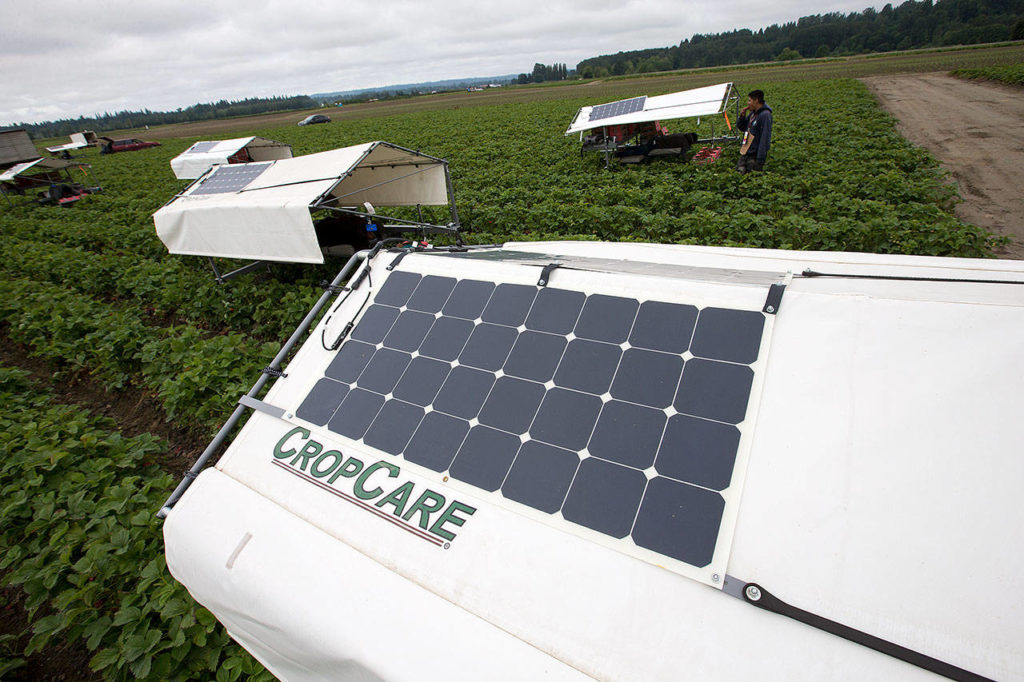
left=815, top=44, right=831, bottom=57
left=775, top=46, right=803, bottom=60
left=574, top=0, right=1024, bottom=76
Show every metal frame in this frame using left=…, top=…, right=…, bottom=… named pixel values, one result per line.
left=157, top=247, right=375, bottom=518
left=0, top=162, right=101, bottom=207
left=169, top=141, right=463, bottom=282
left=310, top=140, right=462, bottom=240
left=576, top=83, right=741, bottom=167
left=157, top=240, right=499, bottom=517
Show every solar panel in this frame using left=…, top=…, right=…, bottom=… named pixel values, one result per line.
left=589, top=96, right=647, bottom=122
left=190, top=162, right=271, bottom=195
left=296, top=273, right=768, bottom=571
left=187, top=141, right=220, bottom=154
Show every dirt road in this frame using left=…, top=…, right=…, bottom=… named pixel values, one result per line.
left=862, top=72, right=1024, bottom=259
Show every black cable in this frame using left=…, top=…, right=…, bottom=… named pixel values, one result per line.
left=801, top=268, right=1024, bottom=285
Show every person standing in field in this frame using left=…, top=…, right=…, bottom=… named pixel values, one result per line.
left=736, top=90, right=772, bottom=173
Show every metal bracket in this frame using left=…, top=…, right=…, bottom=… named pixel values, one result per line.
left=320, top=280, right=349, bottom=294
left=238, top=395, right=287, bottom=419
left=261, top=366, right=288, bottom=378
left=538, top=262, right=562, bottom=287
left=763, top=283, right=786, bottom=314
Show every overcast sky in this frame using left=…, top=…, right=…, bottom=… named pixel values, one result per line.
left=2, top=0, right=882, bottom=125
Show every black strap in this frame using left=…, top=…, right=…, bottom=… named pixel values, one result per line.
left=538, top=263, right=561, bottom=287
left=762, top=283, right=785, bottom=314
left=740, top=582, right=992, bottom=681
left=261, top=366, right=287, bottom=378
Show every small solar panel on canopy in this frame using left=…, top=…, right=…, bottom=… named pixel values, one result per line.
left=589, top=96, right=647, bottom=122
left=297, top=270, right=768, bottom=572
left=190, top=162, right=271, bottom=195
left=188, top=141, right=220, bottom=154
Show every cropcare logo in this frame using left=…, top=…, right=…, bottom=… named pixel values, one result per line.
left=272, top=427, right=476, bottom=548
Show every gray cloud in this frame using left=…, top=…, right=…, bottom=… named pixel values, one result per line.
left=1, top=0, right=881, bottom=124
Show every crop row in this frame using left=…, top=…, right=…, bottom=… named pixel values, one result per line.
left=0, top=233, right=326, bottom=341
left=11, top=78, right=995, bottom=283
left=0, top=366, right=274, bottom=681
left=950, top=63, right=1024, bottom=86
left=0, top=276, right=277, bottom=431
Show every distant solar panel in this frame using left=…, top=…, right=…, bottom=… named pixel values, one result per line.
left=589, top=96, right=647, bottom=122
left=187, top=141, right=220, bottom=154
left=190, top=162, right=271, bottom=195
left=297, top=271, right=768, bottom=570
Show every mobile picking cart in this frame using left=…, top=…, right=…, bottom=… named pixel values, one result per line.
left=160, top=239, right=1024, bottom=681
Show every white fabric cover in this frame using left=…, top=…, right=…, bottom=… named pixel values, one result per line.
left=154, top=141, right=450, bottom=263
left=165, top=469, right=592, bottom=682
left=170, top=137, right=293, bottom=179
left=566, top=82, right=733, bottom=135
left=165, top=242, right=1024, bottom=680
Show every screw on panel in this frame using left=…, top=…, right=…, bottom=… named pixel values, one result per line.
left=711, top=573, right=720, bottom=583
left=765, top=305, right=775, bottom=314
left=745, top=585, right=762, bottom=601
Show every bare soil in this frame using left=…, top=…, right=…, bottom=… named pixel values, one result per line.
left=862, top=72, right=1024, bottom=259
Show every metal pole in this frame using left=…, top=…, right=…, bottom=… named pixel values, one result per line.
left=157, top=249, right=371, bottom=518
left=443, top=163, right=460, bottom=229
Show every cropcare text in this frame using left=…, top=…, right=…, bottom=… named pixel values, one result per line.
left=273, top=427, right=476, bottom=543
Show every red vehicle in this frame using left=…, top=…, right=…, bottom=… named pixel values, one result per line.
left=99, top=137, right=161, bottom=154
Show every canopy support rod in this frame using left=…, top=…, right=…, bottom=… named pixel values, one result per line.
left=443, top=163, right=461, bottom=233
left=156, top=247, right=375, bottom=519
left=722, top=576, right=992, bottom=681
left=317, top=205, right=458, bottom=234
left=318, top=164, right=439, bottom=203
left=375, top=140, right=447, bottom=164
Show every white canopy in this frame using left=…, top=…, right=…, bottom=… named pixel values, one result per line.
left=154, top=141, right=452, bottom=264
left=0, top=157, right=80, bottom=181
left=46, top=131, right=97, bottom=154
left=165, top=241, right=1024, bottom=681
left=170, top=136, right=293, bottom=179
left=566, top=82, right=734, bottom=135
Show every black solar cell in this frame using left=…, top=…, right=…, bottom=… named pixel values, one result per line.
left=187, top=141, right=220, bottom=154
left=190, top=162, right=271, bottom=195
left=296, top=378, right=349, bottom=426
left=298, top=270, right=769, bottom=572
left=589, top=96, right=647, bottom=122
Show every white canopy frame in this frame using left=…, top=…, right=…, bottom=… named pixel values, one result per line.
left=566, top=82, right=739, bottom=166
left=0, top=157, right=101, bottom=207
left=154, top=141, right=462, bottom=281
left=170, top=137, right=293, bottom=179
left=45, top=131, right=98, bottom=157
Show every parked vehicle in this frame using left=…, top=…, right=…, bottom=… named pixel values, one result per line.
left=99, top=137, right=161, bottom=154
left=298, top=114, right=330, bottom=126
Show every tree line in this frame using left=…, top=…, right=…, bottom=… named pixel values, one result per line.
left=577, top=0, right=1024, bottom=77
left=15, top=95, right=320, bottom=139
left=516, top=63, right=571, bottom=84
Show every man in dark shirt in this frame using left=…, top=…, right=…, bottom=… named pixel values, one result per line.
left=736, top=90, right=773, bottom=173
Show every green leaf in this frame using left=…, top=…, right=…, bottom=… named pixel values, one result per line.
left=89, top=647, right=120, bottom=671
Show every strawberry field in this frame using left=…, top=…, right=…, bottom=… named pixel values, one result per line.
left=0, top=75, right=1004, bottom=680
